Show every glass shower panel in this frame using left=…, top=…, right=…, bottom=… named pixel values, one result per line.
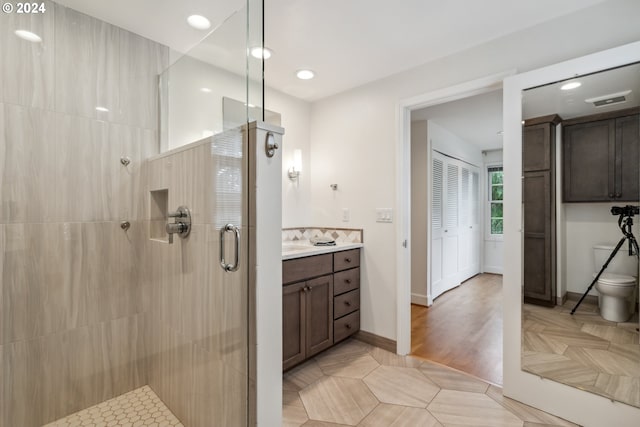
left=152, top=0, right=264, bottom=426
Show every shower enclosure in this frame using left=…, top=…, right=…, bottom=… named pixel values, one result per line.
left=0, top=0, right=279, bottom=425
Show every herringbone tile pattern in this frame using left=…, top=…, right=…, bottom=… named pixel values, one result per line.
left=522, top=301, right=640, bottom=408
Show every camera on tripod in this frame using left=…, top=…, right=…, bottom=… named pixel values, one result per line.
left=611, top=205, right=640, bottom=217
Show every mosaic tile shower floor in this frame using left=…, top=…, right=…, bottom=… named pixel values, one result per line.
left=42, top=386, right=183, bottom=427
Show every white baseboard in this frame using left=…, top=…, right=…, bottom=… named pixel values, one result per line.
left=411, top=293, right=429, bottom=306
left=483, top=265, right=503, bottom=274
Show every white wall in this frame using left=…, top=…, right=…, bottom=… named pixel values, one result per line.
left=164, top=55, right=312, bottom=227
left=309, top=0, right=640, bottom=343
left=428, top=121, right=483, bottom=166
left=483, top=149, right=504, bottom=274
left=410, top=121, right=429, bottom=305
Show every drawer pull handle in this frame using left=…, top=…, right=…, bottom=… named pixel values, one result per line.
left=345, top=258, right=352, bottom=263
left=344, top=301, right=351, bottom=306
left=345, top=279, right=351, bottom=284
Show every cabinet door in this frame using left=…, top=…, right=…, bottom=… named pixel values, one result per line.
left=283, top=282, right=306, bottom=370
left=523, top=123, right=552, bottom=172
left=615, top=115, right=639, bottom=201
left=563, top=120, right=615, bottom=202
left=305, top=275, right=334, bottom=357
left=523, top=171, right=555, bottom=305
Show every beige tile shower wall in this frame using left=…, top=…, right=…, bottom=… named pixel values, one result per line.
left=0, top=2, right=168, bottom=426
left=145, top=129, right=249, bottom=427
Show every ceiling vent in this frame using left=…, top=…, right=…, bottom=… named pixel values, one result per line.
left=585, top=90, right=632, bottom=108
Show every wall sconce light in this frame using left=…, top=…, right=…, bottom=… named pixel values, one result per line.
left=288, top=149, right=302, bottom=181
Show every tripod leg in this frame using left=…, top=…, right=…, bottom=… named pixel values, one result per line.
left=570, top=236, right=627, bottom=315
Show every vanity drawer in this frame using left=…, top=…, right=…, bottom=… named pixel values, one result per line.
left=334, top=249, right=360, bottom=272
left=334, top=310, right=359, bottom=343
left=283, top=253, right=333, bottom=284
left=334, top=289, right=360, bottom=319
left=333, top=268, right=360, bottom=295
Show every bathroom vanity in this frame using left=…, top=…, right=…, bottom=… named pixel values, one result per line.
left=282, top=244, right=362, bottom=370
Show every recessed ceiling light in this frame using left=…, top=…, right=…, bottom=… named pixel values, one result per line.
left=250, top=47, right=272, bottom=60
left=15, top=30, right=42, bottom=43
left=95, top=106, right=109, bottom=112
left=296, top=69, right=315, bottom=80
left=200, top=87, right=212, bottom=93
left=187, top=15, right=211, bottom=30
left=560, top=81, right=581, bottom=91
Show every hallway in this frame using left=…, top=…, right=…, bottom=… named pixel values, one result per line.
left=411, top=274, right=503, bottom=385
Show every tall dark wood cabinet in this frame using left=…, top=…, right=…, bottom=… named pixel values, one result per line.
left=523, top=115, right=559, bottom=306
left=563, top=108, right=639, bottom=202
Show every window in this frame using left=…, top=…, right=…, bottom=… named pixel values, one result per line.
left=488, top=166, right=503, bottom=235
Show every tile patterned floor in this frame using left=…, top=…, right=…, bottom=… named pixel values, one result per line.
left=43, top=386, right=183, bottom=427
left=284, top=338, right=578, bottom=427
left=522, top=301, right=640, bottom=408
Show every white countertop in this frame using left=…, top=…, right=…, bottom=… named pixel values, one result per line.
left=282, top=241, right=363, bottom=260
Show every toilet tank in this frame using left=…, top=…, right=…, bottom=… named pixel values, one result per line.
left=593, top=244, right=639, bottom=276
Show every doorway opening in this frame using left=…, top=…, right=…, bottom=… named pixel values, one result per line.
left=396, top=71, right=513, bottom=384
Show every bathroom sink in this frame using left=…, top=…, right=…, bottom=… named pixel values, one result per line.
left=282, top=244, right=311, bottom=252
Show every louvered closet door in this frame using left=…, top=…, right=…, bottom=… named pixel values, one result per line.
left=432, top=153, right=460, bottom=300
left=431, top=153, right=481, bottom=301
left=441, top=161, right=460, bottom=296
left=431, top=154, right=445, bottom=298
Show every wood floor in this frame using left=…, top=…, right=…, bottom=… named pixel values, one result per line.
left=411, top=273, right=503, bottom=385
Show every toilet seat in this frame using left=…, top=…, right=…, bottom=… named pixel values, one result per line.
left=593, top=272, right=636, bottom=285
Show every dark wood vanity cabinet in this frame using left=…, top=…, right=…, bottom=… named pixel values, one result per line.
left=563, top=109, right=639, bottom=202
left=282, top=248, right=361, bottom=370
left=523, top=115, right=559, bottom=306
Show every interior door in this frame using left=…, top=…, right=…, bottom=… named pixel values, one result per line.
left=431, top=154, right=445, bottom=299
left=432, top=152, right=461, bottom=299
left=431, top=152, right=480, bottom=301
left=469, top=170, right=481, bottom=274
left=459, top=166, right=481, bottom=280
left=441, top=161, right=460, bottom=294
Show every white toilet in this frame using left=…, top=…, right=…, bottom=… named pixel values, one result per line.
left=592, top=244, right=638, bottom=322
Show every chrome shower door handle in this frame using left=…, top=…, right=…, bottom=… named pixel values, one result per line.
left=220, top=224, right=241, bottom=272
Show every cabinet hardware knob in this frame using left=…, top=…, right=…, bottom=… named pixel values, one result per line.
left=345, top=324, right=351, bottom=329
left=345, top=279, right=351, bottom=284
left=345, top=258, right=351, bottom=263
left=345, top=301, right=351, bottom=306
left=609, top=193, right=614, bottom=198
left=615, top=192, right=621, bottom=198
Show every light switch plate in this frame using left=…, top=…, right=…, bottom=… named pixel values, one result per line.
left=376, top=208, right=393, bottom=223
left=342, top=208, right=350, bottom=222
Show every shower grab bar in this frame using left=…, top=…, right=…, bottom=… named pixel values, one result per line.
left=220, top=224, right=240, bottom=272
